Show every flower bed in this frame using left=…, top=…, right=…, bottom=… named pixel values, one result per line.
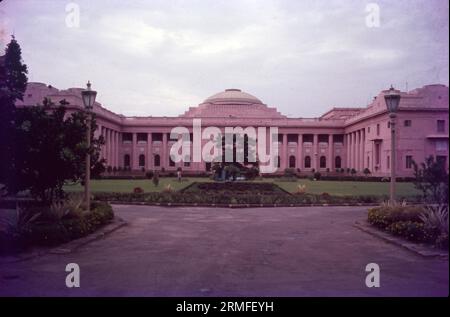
left=368, top=205, right=448, bottom=247
left=93, top=191, right=392, bottom=206
left=181, top=182, right=288, bottom=195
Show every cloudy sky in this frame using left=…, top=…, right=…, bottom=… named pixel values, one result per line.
left=1, top=0, right=448, bottom=117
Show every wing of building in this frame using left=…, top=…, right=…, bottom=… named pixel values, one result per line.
left=15, top=83, right=449, bottom=176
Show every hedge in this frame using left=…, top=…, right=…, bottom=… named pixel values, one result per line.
left=91, top=191, right=416, bottom=206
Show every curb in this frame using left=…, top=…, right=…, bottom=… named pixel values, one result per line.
left=353, top=221, right=448, bottom=259
left=0, top=217, right=127, bottom=264
left=107, top=201, right=381, bottom=208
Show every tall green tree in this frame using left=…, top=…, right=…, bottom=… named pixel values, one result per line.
left=0, top=36, right=29, bottom=188
left=9, top=98, right=105, bottom=202
left=412, top=156, right=449, bottom=204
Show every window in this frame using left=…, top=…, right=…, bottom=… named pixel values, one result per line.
left=335, top=156, right=342, bottom=169
left=277, top=134, right=283, bottom=143
left=124, top=154, right=130, bottom=168
left=276, top=155, right=281, bottom=168
left=184, top=155, right=191, bottom=167
left=387, top=155, right=390, bottom=169
left=404, top=120, right=412, bottom=127
left=436, top=140, right=448, bottom=151
left=375, top=143, right=381, bottom=165
left=289, top=155, right=296, bottom=168
left=437, top=120, right=446, bottom=133
left=387, top=122, right=390, bottom=128
left=333, top=134, right=344, bottom=143
left=169, top=132, right=178, bottom=141
left=318, top=135, right=329, bottom=143
left=169, top=155, right=176, bottom=167
left=405, top=155, right=413, bottom=169
left=367, top=126, right=371, bottom=133
left=303, top=134, right=313, bottom=143
left=152, top=133, right=163, bottom=141
left=137, top=133, right=147, bottom=142
left=138, top=154, right=145, bottom=167
left=304, top=156, right=311, bottom=168
left=122, top=133, right=132, bottom=142
left=437, top=156, right=447, bottom=167
left=154, top=154, right=160, bottom=167
left=287, top=134, right=298, bottom=143
left=320, top=156, right=326, bottom=168
left=376, top=124, right=380, bottom=136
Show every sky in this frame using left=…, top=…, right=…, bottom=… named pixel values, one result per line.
left=0, top=0, right=448, bottom=117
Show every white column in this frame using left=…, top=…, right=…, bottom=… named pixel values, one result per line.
left=297, top=134, right=303, bottom=170
left=282, top=133, right=287, bottom=170
left=361, top=129, right=365, bottom=170
left=328, top=134, right=333, bottom=171
left=162, top=132, right=168, bottom=169
left=313, top=134, right=319, bottom=170
left=132, top=133, right=137, bottom=170
left=147, top=132, right=152, bottom=170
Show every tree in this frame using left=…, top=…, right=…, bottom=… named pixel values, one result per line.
left=5, top=98, right=105, bottom=202
left=0, top=36, right=29, bottom=187
left=0, top=36, right=28, bottom=103
left=211, top=133, right=260, bottom=180
left=363, top=168, right=371, bottom=177
left=412, top=156, right=449, bottom=204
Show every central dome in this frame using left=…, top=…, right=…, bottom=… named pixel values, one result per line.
left=204, top=88, right=262, bottom=105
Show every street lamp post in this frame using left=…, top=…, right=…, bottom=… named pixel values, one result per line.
left=81, top=81, right=97, bottom=212
left=384, top=86, right=401, bottom=204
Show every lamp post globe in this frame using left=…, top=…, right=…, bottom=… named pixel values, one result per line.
left=82, top=81, right=97, bottom=110
left=81, top=81, right=97, bottom=212
left=385, top=85, right=401, bottom=114
left=384, top=85, right=401, bottom=204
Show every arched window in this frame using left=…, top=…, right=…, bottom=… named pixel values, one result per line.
left=289, top=155, right=296, bottom=168
left=139, top=154, right=145, bottom=167
left=184, top=155, right=190, bottom=167
left=154, top=154, right=160, bottom=167
left=320, top=156, right=326, bottom=168
left=304, top=156, right=311, bottom=168
left=276, top=155, right=281, bottom=168
left=124, top=154, right=130, bottom=168
left=335, top=156, right=342, bottom=169
left=169, top=155, right=176, bottom=167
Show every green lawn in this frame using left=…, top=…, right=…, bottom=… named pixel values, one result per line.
left=63, top=178, right=207, bottom=193
left=64, top=178, right=419, bottom=197
left=269, top=179, right=419, bottom=196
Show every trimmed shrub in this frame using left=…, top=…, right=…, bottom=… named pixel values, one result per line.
left=387, top=221, right=438, bottom=243
left=368, top=206, right=423, bottom=229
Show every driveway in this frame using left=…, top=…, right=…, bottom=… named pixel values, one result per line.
left=0, top=205, right=448, bottom=296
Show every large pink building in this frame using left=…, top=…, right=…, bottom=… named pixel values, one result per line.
left=16, top=83, right=449, bottom=176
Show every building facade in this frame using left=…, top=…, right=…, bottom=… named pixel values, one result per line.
left=16, top=83, right=449, bottom=176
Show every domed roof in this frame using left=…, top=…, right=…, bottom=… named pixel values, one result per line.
left=204, top=88, right=262, bottom=104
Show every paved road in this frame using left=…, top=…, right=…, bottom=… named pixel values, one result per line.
left=0, top=205, right=448, bottom=296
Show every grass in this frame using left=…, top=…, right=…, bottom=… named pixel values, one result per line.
left=269, top=179, right=419, bottom=197
left=64, top=178, right=419, bottom=197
